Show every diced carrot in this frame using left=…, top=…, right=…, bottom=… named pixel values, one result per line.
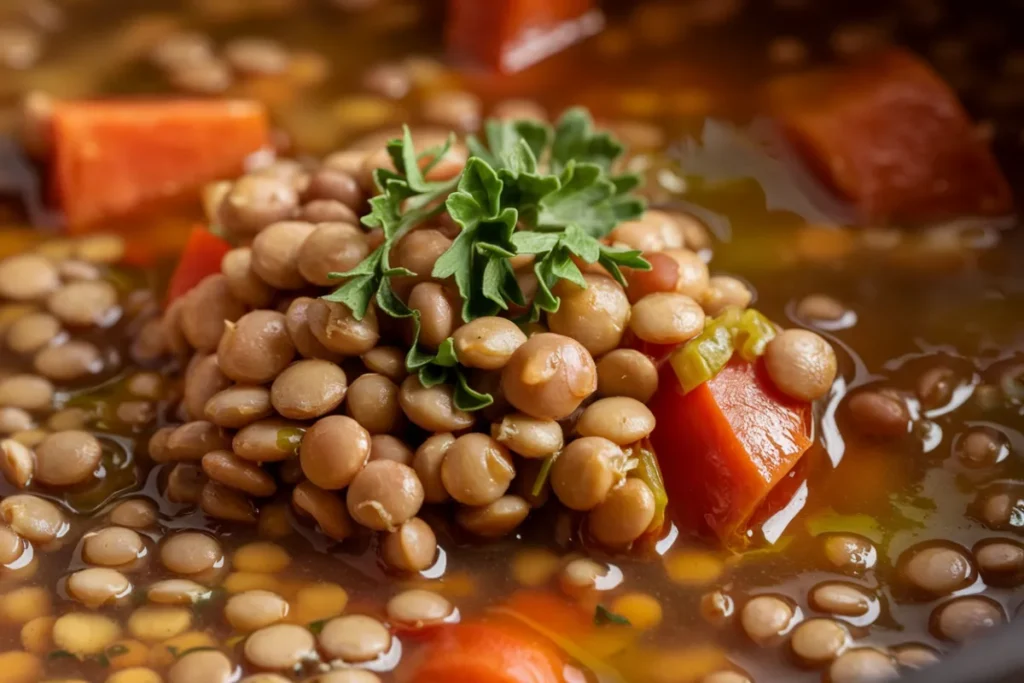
left=647, top=358, right=812, bottom=547
left=447, top=0, right=603, bottom=73
left=410, top=619, right=565, bottom=683
left=766, top=48, right=1012, bottom=223
left=165, top=226, right=232, bottom=306
left=51, top=99, right=269, bottom=230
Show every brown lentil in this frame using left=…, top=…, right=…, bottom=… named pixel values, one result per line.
left=307, top=298, right=380, bottom=356
left=166, top=421, right=230, bottom=461
left=244, top=623, right=316, bottom=670
left=493, top=413, right=563, bottom=458
left=345, top=373, right=402, bottom=434
left=588, top=478, right=657, bottom=546
left=204, top=385, right=274, bottom=429
left=828, top=648, right=898, bottom=683
left=165, top=463, right=206, bottom=504
left=251, top=221, right=317, bottom=290
left=180, top=274, right=246, bottom=351
left=629, top=293, right=706, bottom=345
left=160, top=532, right=223, bottom=575
left=108, top=499, right=157, bottom=529
left=222, top=247, right=275, bottom=308
left=0, top=439, right=34, bottom=489
left=386, top=589, right=453, bottom=629
left=932, top=596, right=1005, bottom=642
left=0, top=254, right=59, bottom=301
left=380, top=517, right=437, bottom=572
left=456, top=495, right=531, bottom=537
left=217, top=310, right=296, bottom=384
left=296, top=222, right=369, bottom=286
left=548, top=275, right=632, bottom=356
left=501, top=333, right=597, bottom=421
left=47, top=280, right=119, bottom=327
left=413, top=433, right=454, bottom=504
left=202, top=450, right=277, bottom=497
left=34, top=430, right=102, bottom=486
left=551, top=437, right=628, bottom=511
left=0, top=374, right=53, bottom=411
left=82, top=526, right=145, bottom=567
left=346, top=459, right=424, bottom=531
left=292, top=481, right=353, bottom=540
left=441, top=433, right=516, bottom=506
left=5, top=312, right=60, bottom=355
left=299, top=415, right=370, bottom=489
left=1, top=494, right=67, bottom=544
left=319, top=614, right=392, bottom=662
left=740, top=595, right=796, bottom=645
left=847, top=390, right=911, bottom=439
left=595, top=349, right=659, bottom=402
left=398, top=375, right=475, bottom=432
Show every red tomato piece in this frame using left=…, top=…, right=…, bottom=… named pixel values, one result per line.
left=165, top=226, right=232, bottom=306
left=766, top=48, right=1012, bottom=224
left=446, top=0, right=603, bottom=73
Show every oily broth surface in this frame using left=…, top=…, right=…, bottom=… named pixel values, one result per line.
left=0, top=1, right=1023, bottom=682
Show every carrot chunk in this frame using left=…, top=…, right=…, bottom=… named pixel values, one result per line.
left=410, top=619, right=565, bottom=683
left=766, top=48, right=1011, bottom=223
left=51, top=99, right=269, bottom=230
left=446, top=0, right=603, bottom=73
left=647, top=358, right=812, bottom=546
left=165, top=226, right=231, bottom=306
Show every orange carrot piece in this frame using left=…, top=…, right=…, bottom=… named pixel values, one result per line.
left=165, top=226, right=231, bottom=306
left=446, top=0, right=603, bottom=73
left=648, top=358, right=812, bottom=547
left=51, top=99, right=269, bottom=230
left=410, top=620, right=565, bottom=683
left=766, top=48, right=1011, bottom=223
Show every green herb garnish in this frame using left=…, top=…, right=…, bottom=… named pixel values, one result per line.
left=324, top=108, right=648, bottom=412
left=308, top=619, right=328, bottom=635
left=531, top=453, right=559, bottom=497
left=90, top=653, right=110, bottom=667
left=594, top=604, right=631, bottom=627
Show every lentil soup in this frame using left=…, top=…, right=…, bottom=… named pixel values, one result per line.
left=0, top=2, right=1023, bottom=683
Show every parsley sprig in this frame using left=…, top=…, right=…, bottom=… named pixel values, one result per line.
left=324, top=108, right=649, bottom=411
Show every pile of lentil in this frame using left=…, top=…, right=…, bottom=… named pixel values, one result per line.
left=0, top=107, right=846, bottom=680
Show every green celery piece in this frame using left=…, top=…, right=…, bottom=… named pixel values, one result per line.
left=634, top=447, right=668, bottom=531
left=734, top=308, right=777, bottom=361
left=669, top=318, right=735, bottom=393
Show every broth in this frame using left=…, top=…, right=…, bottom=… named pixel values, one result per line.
left=0, top=1, right=1022, bottom=682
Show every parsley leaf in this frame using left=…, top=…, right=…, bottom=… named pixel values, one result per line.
left=324, top=107, right=649, bottom=409
left=551, top=108, right=624, bottom=174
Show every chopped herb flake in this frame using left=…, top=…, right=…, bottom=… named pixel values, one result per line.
left=594, top=604, right=631, bottom=627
